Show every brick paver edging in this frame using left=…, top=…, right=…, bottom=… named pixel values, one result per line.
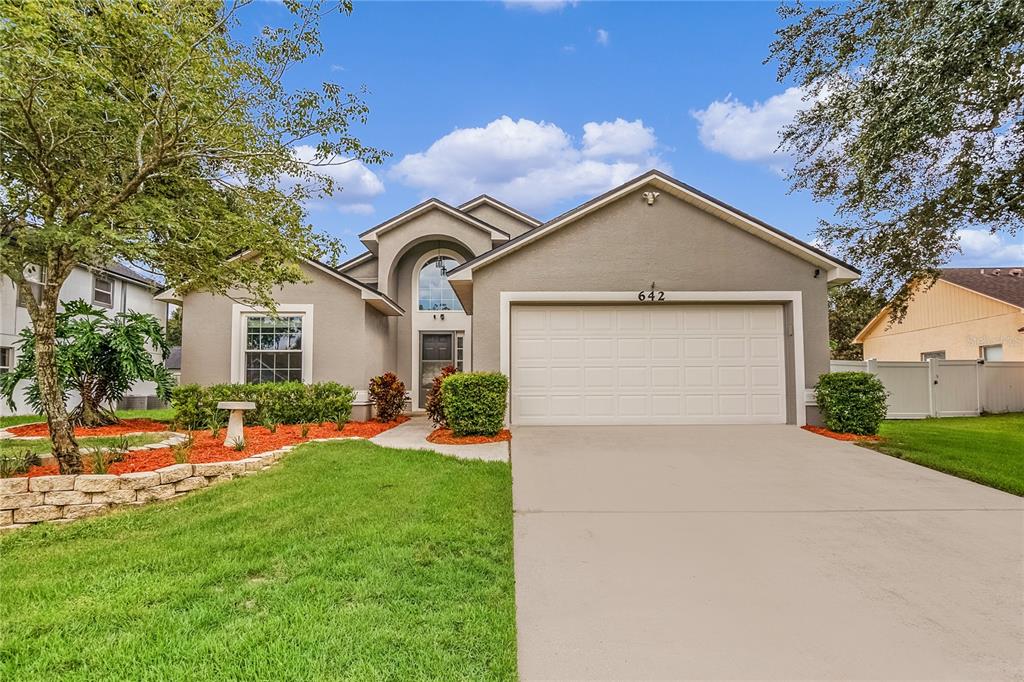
left=0, top=436, right=364, bottom=532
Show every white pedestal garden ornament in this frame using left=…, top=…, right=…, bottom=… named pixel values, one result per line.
left=216, top=401, right=255, bottom=447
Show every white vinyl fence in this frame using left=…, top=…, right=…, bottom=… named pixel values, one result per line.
left=830, top=359, right=1024, bottom=419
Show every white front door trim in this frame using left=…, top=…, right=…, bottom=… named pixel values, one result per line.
left=500, top=291, right=806, bottom=426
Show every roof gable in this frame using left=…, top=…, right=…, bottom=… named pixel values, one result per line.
left=458, top=195, right=541, bottom=228
left=358, top=198, right=509, bottom=249
left=448, top=170, right=859, bottom=284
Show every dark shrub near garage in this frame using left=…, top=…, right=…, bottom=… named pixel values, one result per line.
left=171, top=382, right=354, bottom=429
left=442, top=372, right=509, bottom=436
left=815, top=372, right=888, bottom=435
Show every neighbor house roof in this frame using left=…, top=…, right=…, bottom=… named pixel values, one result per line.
left=853, top=267, right=1024, bottom=344
left=458, top=194, right=542, bottom=228
left=447, top=169, right=860, bottom=284
left=87, top=262, right=161, bottom=289
left=939, top=267, right=1024, bottom=308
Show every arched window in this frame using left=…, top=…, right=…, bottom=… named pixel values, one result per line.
left=418, top=256, right=463, bottom=311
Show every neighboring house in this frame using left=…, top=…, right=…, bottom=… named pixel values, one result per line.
left=0, top=263, right=168, bottom=416
left=166, top=346, right=182, bottom=385
left=161, top=170, right=859, bottom=425
left=855, top=268, right=1024, bottom=362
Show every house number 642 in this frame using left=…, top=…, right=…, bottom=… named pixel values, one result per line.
left=638, top=284, right=665, bottom=302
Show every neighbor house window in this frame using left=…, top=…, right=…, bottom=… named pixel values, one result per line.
left=920, top=351, right=946, bottom=361
left=418, top=256, right=462, bottom=311
left=0, top=347, right=12, bottom=374
left=980, top=344, right=1004, bottom=362
left=17, top=267, right=44, bottom=308
left=92, top=275, right=114, bottom=308
left=244, top=315, right=303, bottom=383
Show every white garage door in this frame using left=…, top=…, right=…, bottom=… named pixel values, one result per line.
left=511, top=304, right=787, bottom=425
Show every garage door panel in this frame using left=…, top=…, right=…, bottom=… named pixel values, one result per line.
left=511, top=304, right=786, bottom=425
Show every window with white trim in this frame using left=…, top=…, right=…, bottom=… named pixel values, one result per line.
left=0, top=347, right=12, bottom=374
left=17, top=266, right=44, bottom=308
left=456, top=332, right=464, bottom=371
left=980, top=344, right=1004, bottom=362
left=418, top=256, right=462, bottom=311
left=92, top=275, right=114, bottom=308
left=920, top=350, right=946, bottom=361
left=244, top=315, right=303, bottom=383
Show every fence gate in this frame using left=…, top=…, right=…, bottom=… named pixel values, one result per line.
left=829, top=359, right=1024, bottom=419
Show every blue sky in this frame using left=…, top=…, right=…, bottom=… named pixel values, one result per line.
left=240, top=0, right=1023, bottom=267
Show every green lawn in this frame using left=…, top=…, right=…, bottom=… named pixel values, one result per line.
left=864, top=413, right=1024, bottom=496
left=0, top=433, right=168, bottom=457
left=0, top=440, right=517, bottom=681
left=0, top=408, right=174, bottom=429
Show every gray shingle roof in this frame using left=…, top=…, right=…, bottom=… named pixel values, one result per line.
left=940, top=267, right=1024, bottom=308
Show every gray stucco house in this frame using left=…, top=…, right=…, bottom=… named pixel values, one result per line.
left=160, top=170, right=858, bottom=425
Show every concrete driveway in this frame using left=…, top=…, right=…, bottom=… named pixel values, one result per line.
left=511, top=425, right=1024, bottom=681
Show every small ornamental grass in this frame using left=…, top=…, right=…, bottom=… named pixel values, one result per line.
left=441, top=372, right=508, bottom=437
left=815, top=371, right=888, bottom=435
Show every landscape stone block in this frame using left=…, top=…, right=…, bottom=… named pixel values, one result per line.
left=91, top=489, right=137, bottom=505
left=0, top=478, right=29, bottom=495
left=156, top=464, right=192, bottom=484
left=0, top=509, right=12, bottom=526
left=63, top=503, right=108, bottom=519
left=174, top=476, right=207, bottom=492
left=136, top=484, right=176, bottom=502
left=28, top=475, right=76, bottom=493
left=44, top=490, right=91, bottom=506
left=74, top=475, right=120, bottom=493
left=0, top=492, right=44, bottom=510
left=14, top=505, right=63, bottom=523
left=119, top=472, right=161, bottom=489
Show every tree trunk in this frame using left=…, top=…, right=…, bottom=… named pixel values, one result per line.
left=25, top=273, right=82, bottom=473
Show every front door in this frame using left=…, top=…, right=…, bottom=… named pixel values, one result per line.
left=420, top=332, right=454, bottom=408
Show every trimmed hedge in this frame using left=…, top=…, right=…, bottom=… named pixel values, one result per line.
left=815, top=371, right=888, bottom=435
left=441, top=372, right=508, bottom=436
left=171, top=382, right=354, bottom=430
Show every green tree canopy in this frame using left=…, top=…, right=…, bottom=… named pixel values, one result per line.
left=770, top=0, right=1024, bottom=316
left=828, top=283, right=887, bottom=360
left=0, top=0, right=386, bottom=472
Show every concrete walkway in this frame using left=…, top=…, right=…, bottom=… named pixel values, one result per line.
left=369, top=414, right=508, bottom=462
left=512, top=425, right=1024, bottom=680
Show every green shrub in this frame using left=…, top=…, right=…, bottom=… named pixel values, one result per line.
left=171, top=382, right=355, bottom=429
left=426, top=365, right=458, bottom=428
left=815, top=371, right=888, bottom=435
left=369, top=372, right=406, bottom=422
left=441, top=372, right=508, bottom=437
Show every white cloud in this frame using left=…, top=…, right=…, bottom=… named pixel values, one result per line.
left=562, top=44, right=576, bottom=53
left=391, top=116, right=665, bottom=213
left=595, top=28, right=609, bottom=46
left=692, top=86, right=809, bottom=164
left=582, top=118, right=655, bottom=158
left=504, top=0, right=578, bottom=12
left=286, top=144, right=385, bottom=212
left=330, top=64, right=346, bottom=72
left=955, top=229, right=1024, bottom=264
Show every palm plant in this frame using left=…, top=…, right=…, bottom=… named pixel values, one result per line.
left=0, top=300, right=172, bottom=427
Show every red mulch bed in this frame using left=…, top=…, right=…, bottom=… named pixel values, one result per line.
left=802, top=425, right=882, bottom=442
left=427, top=428, right=512, bottom=445
left=17, top=417, right=409, bottom=477
left=7, top=418, right=172, bottom=438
